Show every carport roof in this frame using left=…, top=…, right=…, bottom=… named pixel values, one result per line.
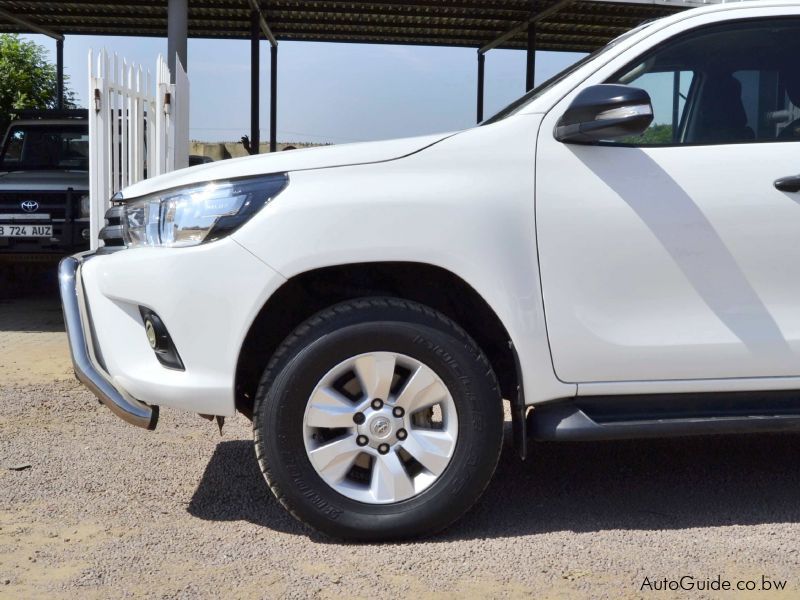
left=0, top=0, right=695, bottom=53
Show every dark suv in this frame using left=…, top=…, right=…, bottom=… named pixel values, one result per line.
left=0, top=109, right=90, bottom=262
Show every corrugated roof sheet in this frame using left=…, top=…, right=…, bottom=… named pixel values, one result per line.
left=0, top=1, right=697, bottom=52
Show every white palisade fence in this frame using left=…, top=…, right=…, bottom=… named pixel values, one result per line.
left=88, top=50, right=190, bottom=249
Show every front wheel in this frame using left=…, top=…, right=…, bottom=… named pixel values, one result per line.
left=252, top=298, right=504, bottom=541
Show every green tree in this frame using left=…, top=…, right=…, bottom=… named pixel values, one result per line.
left=0, top=34, right=76, bottom=132
left=621, top=124, right=675, bottom=145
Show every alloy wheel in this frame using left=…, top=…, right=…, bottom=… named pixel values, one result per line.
left=302, top=351, right=459, bottom=504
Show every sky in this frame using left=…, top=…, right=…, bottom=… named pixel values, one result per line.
left=23, top=33, right=584, bottom=145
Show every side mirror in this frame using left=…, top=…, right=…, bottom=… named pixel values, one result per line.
left=555, top=84, right=654, bottom=144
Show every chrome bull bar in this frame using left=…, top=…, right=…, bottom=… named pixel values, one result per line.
left=58, top=253, right=158, bottom=430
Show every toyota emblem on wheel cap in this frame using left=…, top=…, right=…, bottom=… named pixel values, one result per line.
left=370, top=417, right=392, bottom=438
left=21, top=200, right=39, bottom=213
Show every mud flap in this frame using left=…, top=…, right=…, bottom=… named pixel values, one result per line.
left=509, top=340, right=528, bottom=460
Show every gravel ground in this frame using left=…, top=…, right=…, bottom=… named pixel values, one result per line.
left=2, top=294, right=800, bottom=599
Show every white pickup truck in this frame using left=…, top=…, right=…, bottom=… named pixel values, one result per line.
left=60, top=1, right=800, bottom=540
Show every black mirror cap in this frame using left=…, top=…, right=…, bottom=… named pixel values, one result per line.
left=555, top=84, right=654, bottom=144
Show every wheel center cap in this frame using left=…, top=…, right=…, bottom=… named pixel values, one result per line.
left=369, top=416, right=392, bottom=439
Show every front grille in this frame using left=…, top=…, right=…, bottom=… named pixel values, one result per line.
left=0, top=189, right=89, bottom=253
left=0, top=190, right=78, bottom=221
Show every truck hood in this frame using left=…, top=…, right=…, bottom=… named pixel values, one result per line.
left=0, top=169, right=89, bottom=191
left=119, top=131, right=458, bottom=199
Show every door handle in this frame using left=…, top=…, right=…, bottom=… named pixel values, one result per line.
left=775, top=175, right=800, bottom=193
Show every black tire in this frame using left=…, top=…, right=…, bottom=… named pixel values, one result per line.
left=252, top=297, right=504, bottom=541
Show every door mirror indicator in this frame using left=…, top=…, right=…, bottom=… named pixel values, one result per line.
left=555, top=84, right=654, bottom=144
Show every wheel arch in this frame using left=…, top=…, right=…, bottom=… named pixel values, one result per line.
left=234, top=261, right=519, bottom=419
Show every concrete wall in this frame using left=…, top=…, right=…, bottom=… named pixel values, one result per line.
left=189, top=141, right=324, bottom=161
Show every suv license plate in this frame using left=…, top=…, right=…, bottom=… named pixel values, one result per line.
left=0, top=224, right=53, bottom=238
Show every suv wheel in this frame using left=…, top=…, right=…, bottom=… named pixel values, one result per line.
left=252, top=297, right=504, bottom=541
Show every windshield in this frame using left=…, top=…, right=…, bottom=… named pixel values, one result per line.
left=483, top=20, right=657, bottom=124
left=0, top=124, right=89, bottom=171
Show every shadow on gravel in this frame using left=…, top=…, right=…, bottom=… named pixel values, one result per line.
left=187, top=440, right=309, bottom=536
left=188, top=427, right=800, bottom=542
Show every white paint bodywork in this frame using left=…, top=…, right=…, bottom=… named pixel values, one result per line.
left=120, top=131, right=457, bottom=198
left=81, top=240, right=285, bottom=416
left=534, top=1, right=800, bottom=396
left=79, top=1, right=800, bottom=417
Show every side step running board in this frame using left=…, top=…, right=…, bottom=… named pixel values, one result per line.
left=529, top=402, right=800, bottom=442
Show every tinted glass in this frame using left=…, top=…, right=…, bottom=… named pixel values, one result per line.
left=606, top=18, right=800, bottom=146
left=0, top=124, right=89, bottom=170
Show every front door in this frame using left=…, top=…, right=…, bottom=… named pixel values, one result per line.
left=536, top=17, right=800, bottom=383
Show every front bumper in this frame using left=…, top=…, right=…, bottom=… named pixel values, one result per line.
left=59, top=252, right=158, bottom=429
left=58, top=241, right=287, bottom=428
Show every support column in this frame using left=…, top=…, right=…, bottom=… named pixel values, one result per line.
left=672, top=70, right=680, bottom=141
left=476, top=52, right=485, bottom=123
left=525, top=21, right=536, bottom=92
left=167, top=0, right=188, bottom=83
left=250, top=10, right=260, bottom=155
left=56, top=37, right=64, bottom=109
left=270, top=44, right=277, bottom=152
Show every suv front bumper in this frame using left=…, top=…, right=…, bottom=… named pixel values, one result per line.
left=59, top=252, right=158, bottom=429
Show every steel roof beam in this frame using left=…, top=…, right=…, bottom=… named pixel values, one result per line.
left=0, top=11, right=639, bottom=35
left=0, top=22, right=601, bottom=51
left=0, top=0, right=695, bottom=52
left=248, top=0, right=277, bottom=46
left=479, top=0, right=575, bottom=54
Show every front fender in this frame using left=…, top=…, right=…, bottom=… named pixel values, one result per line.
left=233, top=114, right=576, bottom=405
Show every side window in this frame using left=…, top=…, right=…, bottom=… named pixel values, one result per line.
left=605, top=18, right=800, bottom=146
left=620, top=70, right=694, bottom=144
left=61, top=132, right=90, bottom=167
left=2, top=129, right=24, bottom=165
left=733, top=69, right=794, bottom=140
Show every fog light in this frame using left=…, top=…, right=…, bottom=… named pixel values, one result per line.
left=144, top=319, right=158, bottom=349
left=138, top=307, right=184, bottom=370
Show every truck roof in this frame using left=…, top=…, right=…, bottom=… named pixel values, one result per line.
left=14, top=109, right=87, bottom=121
left=9, top=120, right=89, bottom=127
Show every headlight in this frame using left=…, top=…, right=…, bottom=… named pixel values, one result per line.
left=121, top=173, right=288, bottom=248
left=79, top=194, right=91, bottom=218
